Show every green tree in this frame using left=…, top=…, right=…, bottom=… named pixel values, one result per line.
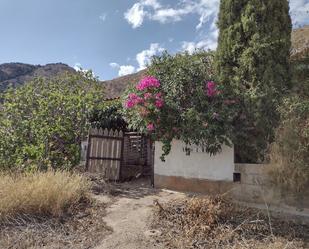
left=0, top=71, right=104, bottom=171
left=216, top=0, right=292, bottom=162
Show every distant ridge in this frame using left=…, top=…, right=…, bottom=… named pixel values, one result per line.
left=0, top=62, right=75, bottom=92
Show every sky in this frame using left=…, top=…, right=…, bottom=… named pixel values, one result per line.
left=0, top=0, right=308, bottom=80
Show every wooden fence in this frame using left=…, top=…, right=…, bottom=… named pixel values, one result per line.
left=86, top=128, right=123, bottom=180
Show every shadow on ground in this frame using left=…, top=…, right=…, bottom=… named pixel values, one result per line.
left=110, top=177, right=160, bottom=199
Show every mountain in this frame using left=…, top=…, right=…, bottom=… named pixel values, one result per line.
left=103, top=70, right=146, bottom=98
left=291, top=25, right=309, bottom=60
left=0, top=63, right=75, bottom=92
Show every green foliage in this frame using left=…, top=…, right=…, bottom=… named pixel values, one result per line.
left=0, top=72, right=104, bottom=171
left=269, top=96, right=309, bottom=193
left=88, top=99, right=128, bottom=130
left=216, top=0, right=292, bottom=163
left=123, top=51, right=236, bottom=160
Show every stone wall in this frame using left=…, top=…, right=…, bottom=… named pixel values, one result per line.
left=233, top=163, right=309, bottom=222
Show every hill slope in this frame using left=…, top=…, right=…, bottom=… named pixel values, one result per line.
left=103, top=70, right=146, bottom=98
left=0, top=63, right=75, bottom=92
left=291, top=25, right=309, bottom=59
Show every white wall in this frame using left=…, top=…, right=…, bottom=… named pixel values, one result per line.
left=154, top=140, right=234, bottom=181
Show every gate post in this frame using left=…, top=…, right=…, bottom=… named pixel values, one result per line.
left=119, top=134, right=125, bottom=181
left=85, top=129, right=92, bottom=171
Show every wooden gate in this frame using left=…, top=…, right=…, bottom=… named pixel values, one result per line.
left=85, top=128, right=124, bottom=180
left=85, top=128, right=153, bottom=181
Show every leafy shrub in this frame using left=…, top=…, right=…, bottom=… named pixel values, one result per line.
left=123, top=51, right=237, bottom=160
left=88, top=99, right=128, bottom=130
left=0, top=171, right=90, bottom=219
left=0, top=72, right=104, bottom=171
left=269, top=96, right=309, bottom=192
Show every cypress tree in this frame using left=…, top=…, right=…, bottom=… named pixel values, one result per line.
left=216, top=0, right=292, bottom=162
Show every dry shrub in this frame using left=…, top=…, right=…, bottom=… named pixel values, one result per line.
left=0, top=171, right=90, bottom=220
left=269, top=97, right=309, bottom=193
left=152, top=196, right=309, bottom=249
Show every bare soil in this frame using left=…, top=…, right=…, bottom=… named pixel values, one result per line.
left=94, top=178, right=185, bottom=249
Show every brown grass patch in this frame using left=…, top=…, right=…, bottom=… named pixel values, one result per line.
left=152, top=196, right=309, bottom=249
left=0, top=200, right=111, bottom=249
left=0, top=171, right=90, bottom=220
left=0, top=171, right=112, bottom=249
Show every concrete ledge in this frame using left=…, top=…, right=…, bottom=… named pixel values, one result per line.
left=154, top=174, right=233, bottom=194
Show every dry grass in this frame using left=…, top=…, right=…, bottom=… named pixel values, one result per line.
left=0, top=200, right=112, bottom=249
left=0, top=171, right=90, bottom=220
left=152, top=196, right=309, bottom=249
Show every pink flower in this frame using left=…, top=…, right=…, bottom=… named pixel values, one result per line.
left=155, top=99, right=164, bottom=108
left=155, top=92, right=162, bottom=99
left=136, top=76, right=160, bottom=91
left=125, top=100, right=135, bottom=109
left=144, top=92, right=152, bottom=100
left=136, top=96, right=144, bottom=104
left=147, top=123, right=155, bottom=131
left=206, top=81, right=218, bottom=97
left=129, top=93, right=138, bottom=99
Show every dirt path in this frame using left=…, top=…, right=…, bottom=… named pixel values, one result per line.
left=95, top=179, right=185, bottom=249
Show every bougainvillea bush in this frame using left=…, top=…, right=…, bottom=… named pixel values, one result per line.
left=123, top=51, right=237, bottom=160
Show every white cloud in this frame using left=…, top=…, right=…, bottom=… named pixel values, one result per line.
left=118, top=65, right=136, bottom=76
left=109, top=62, right=119, bottom=69
left=74, top=62, right=82, bottom=71
left=143, top=0, right=161, bottom=9
left=99, top=13, right=107, bottom=22
left=182, top=38, right=217, bottom=54
left=109, top=42, right=164, bottom=77
left=73, top=63, right=97, bottom=78
left=290, top=0, right=309, bottom=26
left=136, top=43, right=164, bottom=70
left=151, top=6, right=194, bottom=23
left=124, top=3, right=145, bottom=28
left=124, top=0, right=219, bottom=29
left=109, top=62, right=136, bottom=76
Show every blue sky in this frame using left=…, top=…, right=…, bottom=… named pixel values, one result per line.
left=0, top=0, right=308, bottom=80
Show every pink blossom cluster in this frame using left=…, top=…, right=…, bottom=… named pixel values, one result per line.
left=136, top=76, right=160, bottom=91
left=206, top=81, right=219, bottom=97
left=154, top=92, right=164, bottom=108
left=147, top=123, right=155, bottom=131
left=125, top=93, right=143, bottom=109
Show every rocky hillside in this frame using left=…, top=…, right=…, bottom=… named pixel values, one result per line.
left=0, top=63, right=75, bottom=92
left=291, top=25, right=309, bottom=60
left=103, top=70, right=146, bottom=98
